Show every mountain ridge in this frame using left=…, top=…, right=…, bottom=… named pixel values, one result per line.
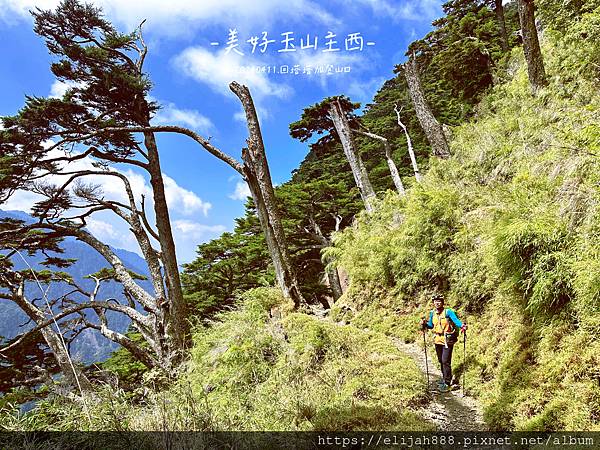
left=0, top=210, right=152, bottom=363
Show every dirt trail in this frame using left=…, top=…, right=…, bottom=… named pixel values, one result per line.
left=391, top=337, right=486, bottom=431
left=315, top=309, right=486, bottom=431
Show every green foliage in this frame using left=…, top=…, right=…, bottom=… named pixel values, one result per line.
left=10, top=0, right=600, bottom=434
left=181, top=200, right=275, bottom=318
left=86, top=267, right=147, bottom=282
left=183, top=0, right=519, bottom=316
left=16, top=288, right=433, bottom=431
left=100, top=330, right=148, bottom=388
left=183, top=289, right=431, bottom=431
left=327, top=23, right=600, bottom=430
left=537, top=0, right=600, bottom=33
left=406, top=0, right=520, bottom=114
left=0, top=330, right=59, bottom=396
left=289, top=96, right=361, bottom=147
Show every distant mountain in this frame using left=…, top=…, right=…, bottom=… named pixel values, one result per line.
left=0, top=210, right=153, bottom=364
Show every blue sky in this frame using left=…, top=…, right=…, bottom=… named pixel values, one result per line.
left=0, top=0, right=443, bottom=264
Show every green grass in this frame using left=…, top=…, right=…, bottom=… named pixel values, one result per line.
left=8, top=288, right=433, bottom=432
left=327, top=19, right=600, bottom=431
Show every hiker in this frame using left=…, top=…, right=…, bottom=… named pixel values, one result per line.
left=420, top=293, right=467, bottom=392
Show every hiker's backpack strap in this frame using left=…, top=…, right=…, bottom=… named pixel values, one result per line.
left=445, top=309, right=456, bottom=332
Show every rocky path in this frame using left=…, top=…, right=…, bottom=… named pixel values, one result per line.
left=391, top=337, right=486, bottom=431
left=315, top=308, right=487, bottom=431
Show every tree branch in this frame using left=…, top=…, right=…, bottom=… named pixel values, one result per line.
left=0, top=299, right=152, bottom=354
left=140, top=194, right=160, bottom=241
left=84, top=126, right=243, bottom=174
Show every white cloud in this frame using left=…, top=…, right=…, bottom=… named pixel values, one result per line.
left=0, top=142, right=223, bottom=265
left=229, top=180, right=251, bottom=201
left=163, top=175, right=211, bottom=216
left=174, top=47, right=292, bottom=102
left=86, top=217, right=118, bottom=240
left=49, top=80, right=73, bottom=98
left=171, top=220, right=228, bottom=263
left=350, top=0, right=442, bottom=22
left=49, top=80, right=88, bottom=98
left=0, top=0, right=337, bottom=36
left=172, top=219, right=226, bottom=240
left=1, top=189, right=44, bottom=212
left=36, top=142, right=211, bottom=217
left=152, top=102, right=214, bottom=134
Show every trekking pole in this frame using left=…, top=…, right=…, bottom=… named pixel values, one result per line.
left=462, top=330, right=467, bottom=396
left=423, top=329, right=430, bottom=389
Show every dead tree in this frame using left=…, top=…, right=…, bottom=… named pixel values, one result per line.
left=0, top=170, right=191, bottom=376
left=517, top=0, right=548, bottom=92
left=56, top=83, right=308, bottom=310
left=404, top=56, right=451, bottom=159
left=329, top=100, right=377, bottom=212
left=303, top=213, right=343, bottom=303
left=1, top=1, right=308, bottom=392
left=0, top=270, right=93, bottom=393
left=352, top=128, right=406, bottom=195
left=229, top=82, right=306, bottom=308
left=394, top=104, right=422, bottom=182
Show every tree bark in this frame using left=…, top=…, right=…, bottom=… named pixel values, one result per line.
left=229, top=82, right=306, bottom=308
left=306, top=214, right=343, bottom=303
left=353, top=129, right=405, bottom=195
left=143, top=131, right=189, bottom=356
left=326, top=266, right=343, bottom=302
left=329, top=100, right=377, bottom=212
left=394, top=105, right=422, bottom=182
left=517, top=0, right=548, bottom=92
left=404, top=57, right=451, bottom=159
left=11, top=278, right=93, bottom=393
left=494, top=0, right=509, bottom=53
left=10, top=222, right=176, bottom=371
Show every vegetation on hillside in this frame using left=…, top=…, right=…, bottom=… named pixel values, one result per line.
left=326, top=8, right=600, bottom=429
left=1, top=289, right=433, bottom=432
left=2, top=0, right=600, bottom=434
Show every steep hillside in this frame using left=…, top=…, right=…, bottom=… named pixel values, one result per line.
left=327, top=21, right=600, bottom=431
left=2, top=288, right=437, bottom=433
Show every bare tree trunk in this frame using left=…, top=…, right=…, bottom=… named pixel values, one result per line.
left=243, top=165, right=292, bottom=297
left=143, top=131, right=189, bottom=357
left=353, top=129, right=405, bottom=195
left=329, top=100, right=377, bottom=212
left=230, top=82, right=306, bottom=308
left=326, top=265, right=343, bottom=302
left=517, top=0, right=548, bottom=92
left=394, top=105, right=422, bottom=182
left=40, top=328, right=92, bottom=392
left=306, top=214, right=343, bottom=302
left=11, top=279, right=93, bottom=393
left=494, top=0, right=509, bottom=53
left=404, top=56, right=451, bottom=159
left=8, top=222, right=172, bottom=373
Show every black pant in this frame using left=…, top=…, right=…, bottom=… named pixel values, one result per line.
left=435, top=344, right=454, bottom=385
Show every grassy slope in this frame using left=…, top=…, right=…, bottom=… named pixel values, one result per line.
left=4, top=8, right=600, bottom=435
left=2, top=288, right=434, bottom=431
left=328, top=21, right=600, bottom=431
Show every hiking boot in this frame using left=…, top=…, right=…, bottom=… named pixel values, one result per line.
left=438, top=383, right=450, bottom=393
